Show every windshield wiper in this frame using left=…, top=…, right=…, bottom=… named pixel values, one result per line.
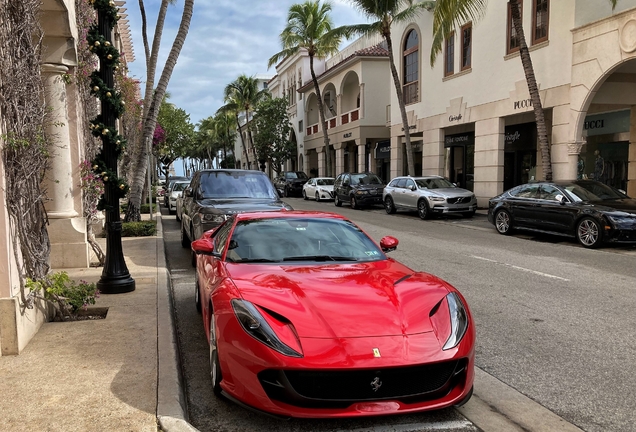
left=232, top=258, right=281, bottom=263
left=282, top=255, right=358, bottom=262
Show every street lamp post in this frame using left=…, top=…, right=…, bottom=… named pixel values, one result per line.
left=95, top=5, right=135, bottom=294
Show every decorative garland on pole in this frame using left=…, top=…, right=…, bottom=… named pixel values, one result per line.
left=88, top=0, right=135, bottom=294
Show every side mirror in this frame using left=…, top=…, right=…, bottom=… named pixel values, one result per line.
left=380, top=236, right=399, bottom=253
left=555, top=194, right=566, bottom=205
left=184, top=187, right=193, bottom=197
left=191, top=239, right=220, bottom=256
left=409, top=184, right=416, bottom=191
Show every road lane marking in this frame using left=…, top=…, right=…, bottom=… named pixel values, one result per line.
left=470, top=255, right=570, bottom=282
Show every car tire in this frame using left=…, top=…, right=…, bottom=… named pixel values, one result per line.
left=181, top=222, right=190, bottom=248
left=576, top=217, right=602, bottom=248
left=195, top=277, right=201, bottom=314
left=209, top=311, right=223, bottom=397
left=417, top=199, right=430, bottom=220
left=315, top=192, right=320, bottom=202
left=384, top=196, right=396, bottom=214
left=334, top=195, right=342, bottom=207
left=495, top=209, right=513, bottom=235
left=350, top=196, right=359, bottom=210
left=302, top=190, right=308, bottom=200
left=463, top=211, right=476, bottom=218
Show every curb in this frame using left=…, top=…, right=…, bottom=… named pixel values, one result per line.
left=155, top=212, right=200, bottom=432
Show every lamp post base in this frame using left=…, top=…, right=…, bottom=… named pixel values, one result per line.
left=97, top=275, right=136, bottom=294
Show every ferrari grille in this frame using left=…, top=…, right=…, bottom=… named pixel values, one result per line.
left=258, top=359, right=465, bottom=409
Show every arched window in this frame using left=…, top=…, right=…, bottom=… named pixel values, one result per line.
left=403, top=30, right=419, bottom=104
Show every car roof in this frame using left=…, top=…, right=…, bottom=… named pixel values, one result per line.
left=234, top=210, right=346, bottom=222
left=394, top=175, right=443, bottom=180
left=198, top=169, right=264, bottom=174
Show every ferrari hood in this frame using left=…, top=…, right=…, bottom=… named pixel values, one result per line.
left=227, top=260, right=451, bottom=338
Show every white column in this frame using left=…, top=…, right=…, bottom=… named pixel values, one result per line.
left=357, top=141, right=366, bottom=173
left=317, top=147, right=326, bottom=177
left=334, top=143, right=345, bottom=176
left=42, top=64, right=78, bottom=218
left=474, top=118, right=505, bottom=207
left=422, top=128, right=444, bottom=175
left=629, top=107, right=636, bottom=197
left=41, top=63, right=89, bottom=269
left=390, top=136, right=403, bottom=180
left=359, top=83, right=365, bottom=119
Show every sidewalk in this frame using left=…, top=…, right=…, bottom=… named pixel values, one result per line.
left=0, top=214, right=195, bottom=432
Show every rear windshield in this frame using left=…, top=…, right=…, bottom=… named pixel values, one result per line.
left=198, top=171, right=278, bottom=199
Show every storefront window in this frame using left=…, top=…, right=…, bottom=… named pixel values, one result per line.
left=444, top=132, right=475, bottom=191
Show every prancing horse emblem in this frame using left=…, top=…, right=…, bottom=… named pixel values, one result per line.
left=370, top=377, right=382, bottom=392
left=373, top=348, right=381, bottom=358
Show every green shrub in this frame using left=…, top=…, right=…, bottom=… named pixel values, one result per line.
left=120, top=203, right=156, bottom=214
left=121, top=221, right=156, bottom=237
left=26, top=271, right=99, bottom=321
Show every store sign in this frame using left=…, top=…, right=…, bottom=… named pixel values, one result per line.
left=401, top=125, right=416, bottom=131
left=584, top=110, right=630, bottom=137
left=449, top=114, right=463, bottom=122
left=375, top=141, right=391, bottom=159
left=505, top=123, right=535, bottom=149
left=343, top=132, right=352, bottom=138
left=514, top=99, right=533, bottom=110
left=445, top=132, right=475, bottom=147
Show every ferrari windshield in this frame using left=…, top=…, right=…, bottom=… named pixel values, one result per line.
left=226, top=218, right=385, bottom=263
left=416, top=178, right=455, bottom=189
left=563, top=181, right=626, bottom=202
left=199, top=171, right=278, bottom=199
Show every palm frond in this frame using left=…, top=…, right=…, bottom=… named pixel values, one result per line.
left=393, top=1, right=435, bottom=23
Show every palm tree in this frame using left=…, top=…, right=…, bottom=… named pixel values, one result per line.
left=217, top=95, right=249, bottom=169
left=336, top=0, right=434, bottom=176
left=125, top=0, right=194, bottom=222
left=430, top=0, right=620, bottom=182
left=220, top=75, right=269, bottom=169
left=268, top=1, right=343, bottom=177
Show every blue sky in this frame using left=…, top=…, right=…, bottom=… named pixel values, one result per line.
left=125, top=0, right=371, bottom=126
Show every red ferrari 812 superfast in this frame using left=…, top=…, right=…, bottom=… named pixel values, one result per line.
left=192, top=210, right=475, bottom=418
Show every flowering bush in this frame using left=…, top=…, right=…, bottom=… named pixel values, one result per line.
left=153, top=123, right=166, bottom=148
left=80, top=159, right=105, bottom=221
left=26, top=271, right=100, bottom=321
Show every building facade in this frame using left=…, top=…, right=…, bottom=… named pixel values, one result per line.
left=0, top=0, right=134, bottom=355
left=288, top=1, right=636, bottom=206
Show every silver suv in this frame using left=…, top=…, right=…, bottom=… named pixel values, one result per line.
left=383, top=176, right=477, bottom=219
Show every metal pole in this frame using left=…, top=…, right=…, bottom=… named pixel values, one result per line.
left=96, top=8, right=135, bottom=294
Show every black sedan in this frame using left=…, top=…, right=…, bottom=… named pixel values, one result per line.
left=488, top=180, right=636, bottom=248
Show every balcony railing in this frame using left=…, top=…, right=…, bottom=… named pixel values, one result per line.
left=341, top=108, right=359, bottom=125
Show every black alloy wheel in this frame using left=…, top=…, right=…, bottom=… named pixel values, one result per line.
left=334, top=195, right=342, bottom=207
left=350, top=196, right=359, bottom=210
left=302, top=190, right=308, bottom=200
left=315, top=191, right=320, bottom=201
left=181, top=222, right=190, bottom=247
left=417, top=199, right=430, bottom=220
left=495, top=209, right=513, bottom=235
left=384, top=196, right=396, bottom=214
left=576, top=217, right=602, bottom=248
left=209, top=311, right=223, bottom=396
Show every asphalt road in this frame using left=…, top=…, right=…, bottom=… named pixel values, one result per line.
left=162, top=198, right=636, bottom=432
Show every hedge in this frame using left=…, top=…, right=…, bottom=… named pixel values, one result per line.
left=121, top=221, right=157, bottom=237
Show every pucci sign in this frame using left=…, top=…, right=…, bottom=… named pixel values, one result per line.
left=514, top=99, right=533, bottom=110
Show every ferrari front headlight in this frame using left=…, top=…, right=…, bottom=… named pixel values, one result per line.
left=231, top=299, right=302, bottom=357
left=430, top=292, right=469, bottom=351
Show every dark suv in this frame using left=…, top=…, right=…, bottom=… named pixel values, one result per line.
left=274, top=171, right=309, bottom=197
left=180, top=170, right=292, bottom=264
left=333, top=172, right=385, bottom=209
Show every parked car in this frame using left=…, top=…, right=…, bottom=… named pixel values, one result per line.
left=302, top=177, right=335, bottom=201
left=488, top=179, right=636, bottom=248
left=274, top=171, right=309, bottom=197
left=180, top=169, right=292, bottom=265
left=164, top=176, right=189, bottom=206
left=383, top=176, right=477, bottom=220
left=168, top=180, right=190, bottom=215
left=192, top=210, right=475, bottom=418
left=333, top=172, right=384, bottom=209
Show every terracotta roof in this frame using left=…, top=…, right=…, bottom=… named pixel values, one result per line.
left=297, top=43, right=388, bottom=92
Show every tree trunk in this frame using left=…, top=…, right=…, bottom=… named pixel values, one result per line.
left=126, top=0, right=194, bottom=221
left=236, top=112, right=250, bottom=169
left=309, top=54, right=332, bottom=177
left=510, top=0, right=552, bottom=181
left=245, top=108, right=258, bottom=169
left=386, top=33, right=415, bottom=176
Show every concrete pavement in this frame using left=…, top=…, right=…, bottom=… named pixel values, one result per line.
left=0, top=214, right=197, bottom=432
